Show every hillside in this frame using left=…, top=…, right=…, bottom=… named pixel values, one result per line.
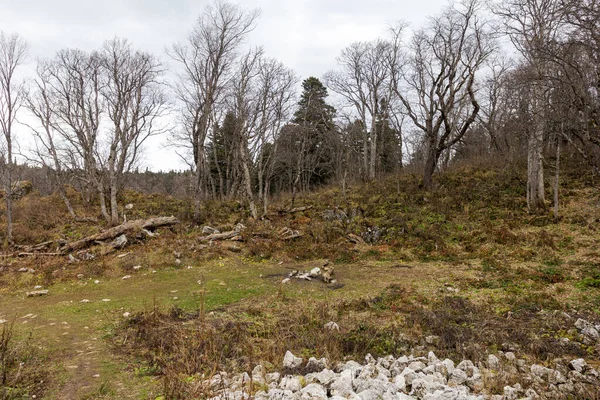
left=1, top=165, right=600, bottom=399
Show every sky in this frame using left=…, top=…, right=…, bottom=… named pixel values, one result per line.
left=0, top=0, right=449, bottom=172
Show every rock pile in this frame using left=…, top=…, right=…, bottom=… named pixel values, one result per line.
left=575, top=318, right=600, bottom=347
left=205, top=350, right=600, bottom=400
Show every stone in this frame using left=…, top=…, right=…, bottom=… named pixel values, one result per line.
left=531, top=364, right=551, bottom=380
left=266, top=372, right=280, bottom=384
left=441, top=359, right=455, bottom=376
left=279, top=375, right=302, bottom=392
left=252, top=365, right=266, bottom=384
left=112, top=234, right=128, bottom=249
left=377, top=355, right=395, bottom=369
left=283, top=351, right=303, bottom=369
left=427, top=351, right=438, bottom=365
left=330, top=370, right=355, bottom=397
left=568, top=358, right=587, bottom=373
left=300, top=383, right=327, bottom=399
left=400, top=367, right=418, bottom=386
left=425, top=335, right=440, bottom=345
left=447, top=369, right=468, bottom=386
left=324, top=321, right=340, bottom=332
left=393, top=374, right=407, bottom=393
left=125, top=203, right=134, bottom=210
left=311, top=369, right=336, bottom=386
left=306, top=357, right=328, bottom=371
left=456, top=360, right=475, bottom=375
left=548, top=369, right=567, bottom=385
left=575, top=318, right=592, bottom=331
left=408, top=361, right=426, bottom=372
left=26, top=290, right=49, bottom=297
left=488, top=354, right=500, bottom=370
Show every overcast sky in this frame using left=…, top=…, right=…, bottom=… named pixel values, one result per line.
left=0, top=0, right=449, bottom=172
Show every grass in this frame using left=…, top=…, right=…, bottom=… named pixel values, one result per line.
left=1, top=165, right=600, bottom=397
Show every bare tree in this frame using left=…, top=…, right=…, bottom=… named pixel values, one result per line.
left=169, top=0, right=259, bottom=221
left=496, top=0, right=567, bottom=212
left=30, top=49, right=106, bottom=219
left=253, top=57, right=296, bottom=215
left=325, top=36, right=402, bottom=180
left=25, top=61, right=78, bottom=219
left=0, top=32, right=27, bottom=244
left=390, top=0, right=493, bottom=190
left=99, top=38, right=169, bottom=225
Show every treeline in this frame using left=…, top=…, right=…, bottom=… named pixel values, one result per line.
left=0, top=0, right=599, bottom=241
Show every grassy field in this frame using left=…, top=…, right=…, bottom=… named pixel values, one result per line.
left=1, top=166, right=600, bottom=398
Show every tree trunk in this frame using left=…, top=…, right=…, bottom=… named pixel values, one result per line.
left=553, top=136, right=561, bottom=220
left=5, top=148, right=13, bottom=245
left=423, top=138, right=438, bottom=191
left=369, top=121, right=377, bottom=180
left=240, top=145, right=257, bottom=219
left=527, top=101, right=545, bottom=213
left=98, top=185, right=110, bottom=223
left=110, top=177, right=119, bottom=225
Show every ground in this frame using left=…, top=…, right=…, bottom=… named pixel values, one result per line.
left=1, top=166, right=600, bottom=399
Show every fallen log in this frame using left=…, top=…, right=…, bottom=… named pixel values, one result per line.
left=17, top=252, right=63, bottom=257
left=61, top=216, right=179, bottom=253
left=279, top=227, right=303, bottom=240
left=199, top=223, right=246, bottom=243
left=199, top=230, right=241, bottom=242
left=279, top=205, right=313, bottom=215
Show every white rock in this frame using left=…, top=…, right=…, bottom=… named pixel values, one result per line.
left=324, top=321, right=340, bottom=331
left=122, top=275, right=131, bottom=280
left=447, top=368, right=468, bottom=386
left=279, top=375, right=302, bottom=392
left=252, top=365, right=265, bottom=385
left=488, top=354, right=500, bottom=370
left=266, top=372, right=280, bottom=384
left=330, top=370, right=355, bottom=397
left=300, top=383, right=327, bottom=399
left=123, top=312, right=131, bottom=318
left=400, top=368, right=418, bottom=386
left=393, top=374, right=407, bottom=393
left=312, top=369, right=336, bottom=386
left=575, top=318, right=592, bottom=330
left=531, top=364, right=551, bottom=380
left=569, top=358, right=587, bottom=373
left=408, top=361, right=426, bottom=372
left=283, top=351, right=303, bottom=369
left=427, top=351, right=439, bottom=365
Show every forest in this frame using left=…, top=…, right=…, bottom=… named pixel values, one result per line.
left=0, top=0, right=597, bottom=239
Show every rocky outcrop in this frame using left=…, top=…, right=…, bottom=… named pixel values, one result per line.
left=205, top=350, right=600, bottom=400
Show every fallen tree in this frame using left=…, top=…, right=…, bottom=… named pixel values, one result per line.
left=61, top=216, right=179, bottom=253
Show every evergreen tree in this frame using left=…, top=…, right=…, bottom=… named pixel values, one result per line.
left=288, top=77, right=338, bottom=190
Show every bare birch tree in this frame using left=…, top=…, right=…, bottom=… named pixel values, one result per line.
left=169, top=0, right=259, bottom=221
left=0, top=32, right=27, bottom=244
left=325, top=37, right=402, bottom=180
left=496, top=0, right=567, bottom=212
left=99, top=38, right=168, bottom=225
